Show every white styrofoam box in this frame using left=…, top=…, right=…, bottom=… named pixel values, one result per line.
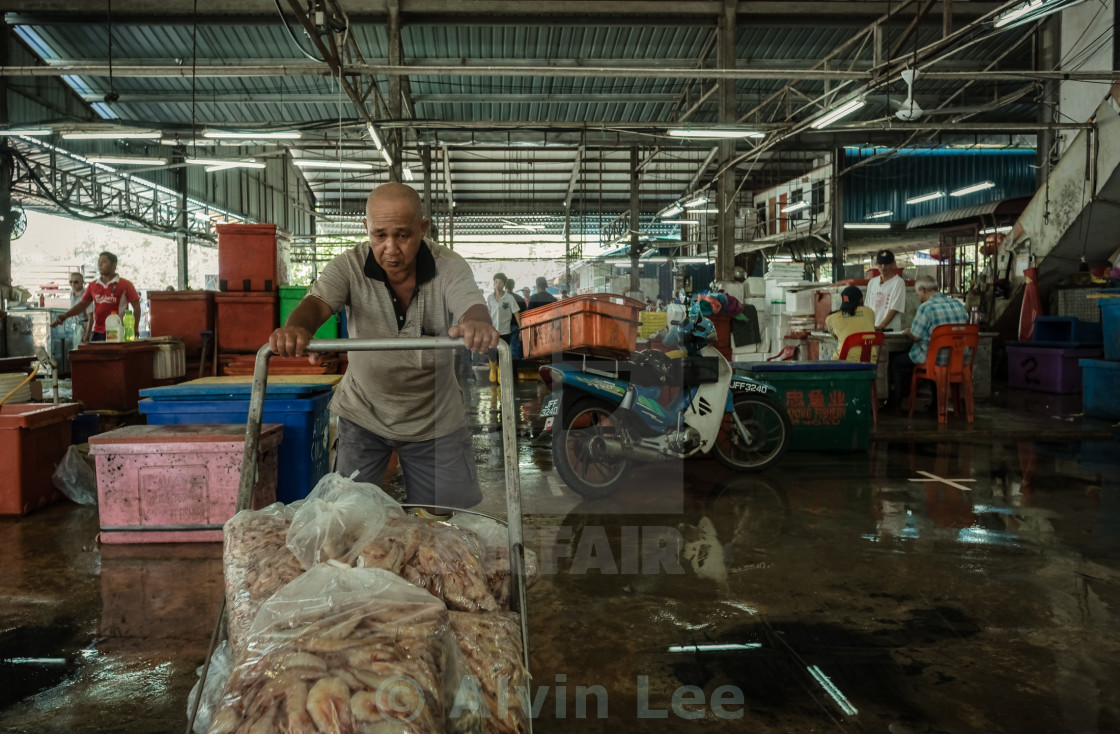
left=745, top=277, right=766, bottom=297
left=785, top=288, right=817, bottom=315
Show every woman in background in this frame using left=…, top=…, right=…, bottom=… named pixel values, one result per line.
left=825, top=285, right=878, bottom=361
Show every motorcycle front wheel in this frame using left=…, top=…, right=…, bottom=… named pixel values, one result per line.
left=552, top=397, right=632, bottom=499
left=712, top=393, right=791, bottom=472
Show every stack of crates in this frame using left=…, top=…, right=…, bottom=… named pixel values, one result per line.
left=215, top=224, right=288, bottom=367
left=1080, top=291, right=1120, bottom=420
left=1005, top=317, right=1102, bottom=394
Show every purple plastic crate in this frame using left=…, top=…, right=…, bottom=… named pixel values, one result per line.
left=1007, top=343, right=1102, bottom=394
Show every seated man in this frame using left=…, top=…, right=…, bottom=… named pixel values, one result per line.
left=887, top=275, right=969, bottom=408
left=269, top=183, right=498, bottom=514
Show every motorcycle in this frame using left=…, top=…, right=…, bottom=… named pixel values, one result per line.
left=538, top=302, right=792, bottom=499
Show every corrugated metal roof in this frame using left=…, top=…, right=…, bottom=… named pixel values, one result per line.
left=906, top=197, right=1032, bottom=228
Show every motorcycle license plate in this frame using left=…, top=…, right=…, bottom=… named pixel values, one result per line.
left=540, top=394, right=560, bottom=418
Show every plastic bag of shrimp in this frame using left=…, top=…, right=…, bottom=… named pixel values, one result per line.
left=445, top=612, right=531, bottom=734
left=356, top=515, right=502, bottom=613
left=209, top=564, right=451, bottom=734
left=286, top=472, right=406, bottom=569
left=447, top=514, right=541, bottom=608
left=223, top=502, right=306, bottom=659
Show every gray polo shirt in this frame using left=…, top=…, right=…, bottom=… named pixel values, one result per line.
left=308, top=239, right=485, bottom=442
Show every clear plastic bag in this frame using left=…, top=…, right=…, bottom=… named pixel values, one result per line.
left=209, top=565, right=450, bottom=734
left=286, top=472, right=404, bottom=569
left=223, top=503, right=304, bottom=659
left=447, top=612, right=530, bottom=734
left=186, top=640, right=232, bottom=734
left=357, top=516, right=500, bottom=613
left=448, top=514, right=540, bottom=608
left=51, top=444, right=98, bottom=505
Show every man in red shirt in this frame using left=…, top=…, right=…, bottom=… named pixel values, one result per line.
left=52, top=251, right=141, bottom=341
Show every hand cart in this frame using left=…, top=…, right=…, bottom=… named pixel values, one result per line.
left=188, top=338, right=530, bottom=733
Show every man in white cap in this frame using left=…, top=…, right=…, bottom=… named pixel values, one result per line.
left=866, top=249, right=905, bottom=332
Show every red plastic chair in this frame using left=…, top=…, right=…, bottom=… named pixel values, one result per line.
left=838, top=331, right=884, bottom=429
left=766, top=346, right=798, bottom=361
left=908, top=324, right=980, bottom=424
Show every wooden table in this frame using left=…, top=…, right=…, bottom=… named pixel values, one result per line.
left=812, top=331, right=996, bottom=399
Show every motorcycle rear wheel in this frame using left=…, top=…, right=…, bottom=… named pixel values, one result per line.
left=552, top=397, right=632, bottom=499
left=712, top=393, right=791, bottom=472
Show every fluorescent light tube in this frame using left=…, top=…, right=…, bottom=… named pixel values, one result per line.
left=994, top=0, right=1045, bottom=28
left=691, top=208, right=719, bottom=214
left=380, top=149, right=393, bottom=166
left=905, top=191, right=944, bottom=205
left=367, top=124, right=384, bottom=150
left=667, top=128, right=765, bottom=139
left=810, top=99, right=866, bottom=130
left=85, top=155, right=168, bottom=165
left=844, top=223, right=891, bottom=230
left=682, top=197, right=710, bottom=208
left=866, top=210, right=893, bottom=219
left=294, top=160, right=374, bottom=170
left=63, top=130, right=161, bottom=140
left=950, top=181, right=995, bottom=197
left=186, top=157, right=266, bottom=170
left=980, top=226, right=1013, bottom=235
left=782, top=201, right=809, bottom=214
left=662, top=219, right=697, bottom=225
left=403, top=167, right=415, bottom=181
left=203, top=130, right=301, bottom=140
left=662, top=204, right=683, bottom=217
left=675, top=257, right=711, bottom=264
left=6, top=129, right=51, bottom=136
left=501, top=224, right=544, bottom=230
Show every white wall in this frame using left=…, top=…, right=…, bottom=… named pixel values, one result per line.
left=1058, top=0, right=1115, bottom=154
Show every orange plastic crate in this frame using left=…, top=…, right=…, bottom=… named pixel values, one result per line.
left=148, top=290, right=215, bottom=357
left=0, top=403, right=81, bottom=515
left=216, top=223, right=290, bottom=292
left=214, top=292, right=278, bottom=353
left=518, top=294, right=643, bottom=359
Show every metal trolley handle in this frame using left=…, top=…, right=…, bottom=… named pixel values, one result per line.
left=234, top=338, right=531, bottom=677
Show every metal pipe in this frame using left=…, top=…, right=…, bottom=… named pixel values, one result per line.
left=4, top=63, right=1116, bottom=82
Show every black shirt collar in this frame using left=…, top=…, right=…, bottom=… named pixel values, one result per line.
left=363, top=240, right=436, bottom=284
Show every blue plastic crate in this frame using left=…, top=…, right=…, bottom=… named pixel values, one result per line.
left=138, top=390, right=331, bottom=503
left=1080, top=359, right=1120, bottom=421
left=1034, top=316, right=1103, bottom=345
left=1099, top=298, right=1120, bottom=361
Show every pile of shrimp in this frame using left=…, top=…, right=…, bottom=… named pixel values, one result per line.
left=448, top=612, right=529, bottom=734
left=357, top=516, right=500, bottom=613
left=480, top=545, right=539, bottom=609
left=224, top=506, right=305, bottom=657
left=208, top=602, right=449, bottom=734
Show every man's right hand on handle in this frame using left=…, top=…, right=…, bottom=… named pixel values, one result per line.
left=268, top=326, right=320, bottom=365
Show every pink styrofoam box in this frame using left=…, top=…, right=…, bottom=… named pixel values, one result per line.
left=89, top=423, right=283, bottom=543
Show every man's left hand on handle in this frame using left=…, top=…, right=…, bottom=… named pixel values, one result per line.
left=449, top=320, right=499, bottom=354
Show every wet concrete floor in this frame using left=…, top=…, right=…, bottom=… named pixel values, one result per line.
left=2, top=377, right=1119, bottom=733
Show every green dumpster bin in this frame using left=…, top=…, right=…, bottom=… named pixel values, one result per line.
left=738, top=361, right=876, bottom=451
left=279, top=285, right=339, bottom=339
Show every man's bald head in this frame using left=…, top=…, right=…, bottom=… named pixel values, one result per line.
left=366, top=183, right=425, bottom=222
left=363, top=183, right=431, bottom=282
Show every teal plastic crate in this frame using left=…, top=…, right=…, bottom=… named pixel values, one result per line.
left=1080, top=359, right=1120, bottom=421
left=743, top=361, right=876, bottom=450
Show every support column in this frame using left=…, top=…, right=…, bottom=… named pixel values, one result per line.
left=420, top=145, right=432, bottom=225
left=175, top=146, right=189, bottom=289
left=715, top=0, right=737, bottom=282
left=0, top=26, right=11, bottom=295
left=387, top=0, right=403, bottom=183
left=629, top=146, right=641, bottom=295
left=1036, top=14, right=1061, bottom=189
left=830, top=148, right=845, bottom=281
